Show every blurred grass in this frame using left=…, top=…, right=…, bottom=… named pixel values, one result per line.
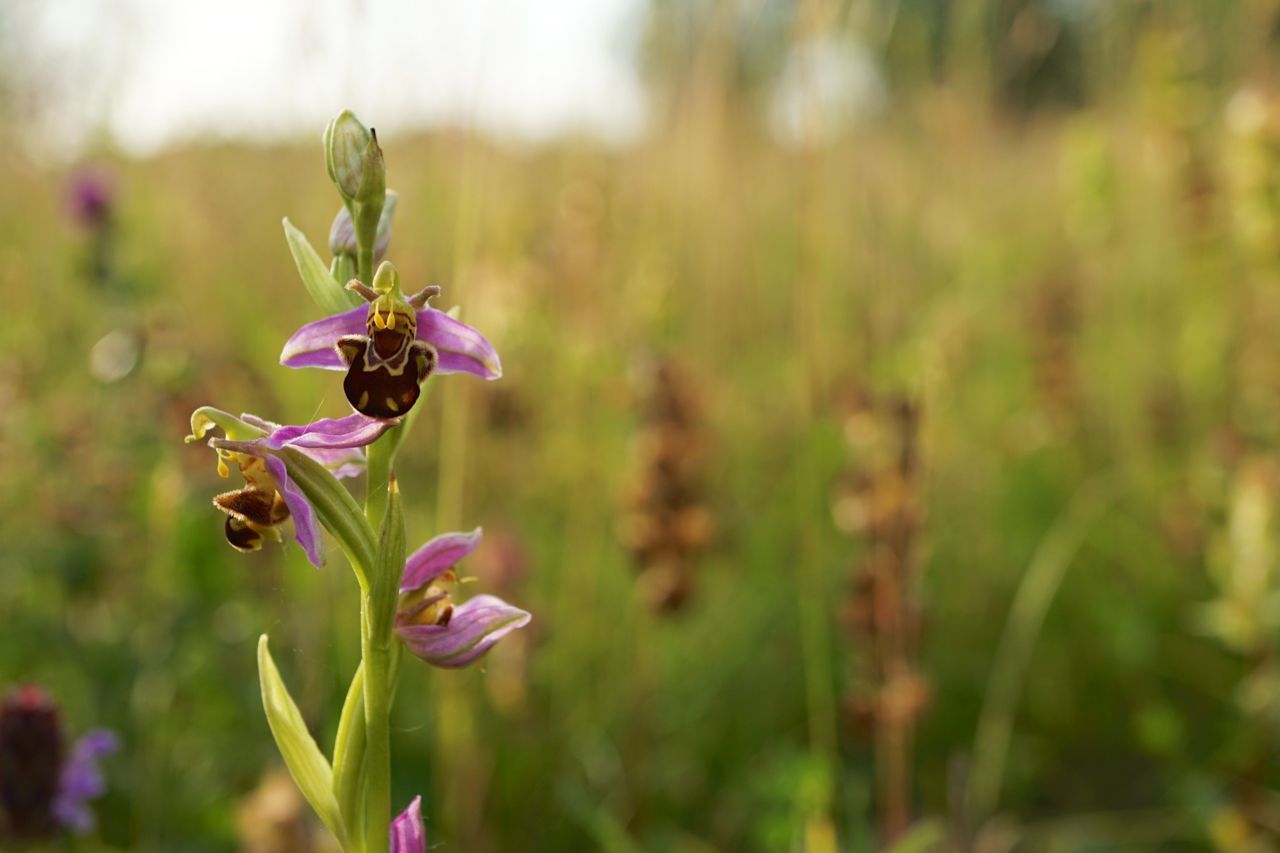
left=7, top=4, right=1280, bottom=849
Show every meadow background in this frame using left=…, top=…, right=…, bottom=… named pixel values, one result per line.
left=4, top=1, right=1280, bottom=850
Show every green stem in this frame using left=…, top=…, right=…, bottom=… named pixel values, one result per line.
left=359, top=434, right=406, bottom=853
left=362, top=607, right=393, bottom=853
left=365, top=434, right=394, bottom=529
left=358, top=246, right=374, bottom=289
left=967, top=479, right=1108, bottom=822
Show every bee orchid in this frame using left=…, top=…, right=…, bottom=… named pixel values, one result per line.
left=188, top=110, right=529, bottom=851
left=279, top=261, right=501, bottom=420
left=187, top=408, right=397, bottom=567
left=395, top=529, right=531, bottom=668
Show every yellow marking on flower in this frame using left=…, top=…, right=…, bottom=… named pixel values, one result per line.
left=399, top=583, right=455, bottom=627
left=358, top=390, right=370, bottom=411
left=372, top=298, right=399, bottom=330
left=385, top=397, right=400, bottom=413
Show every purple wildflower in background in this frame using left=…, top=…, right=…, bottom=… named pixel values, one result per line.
left=65, top=169, right=114, bottom=230
left=52, top=729, right=119, bottom=833
left=65, top=168, right=121, bottom=292
left=395, top=529, right=531, bottom=668
left=0, top=686, right=118, bottom=843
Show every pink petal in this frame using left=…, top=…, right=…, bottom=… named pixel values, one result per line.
left=294, top=446, right=366, bottom=480
left=266, top=413, right=396, bottom=450
left=400, top=528, right=483, bottom=592
left=280, top=306, right=366, bottom=370
left=265, top=455, right=325, bottom=568
left=417, top=309, right=502, bottom=380
left=397, top=595, right=530, bottom=668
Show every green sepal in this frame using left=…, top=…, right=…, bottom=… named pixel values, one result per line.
left=369, top=474, right=406, bottom=648
left=333, top=663, right=367, bottom=848
left=257, top=635, right=349, bottom=850
left=283, top=217, right=361, bottom=314
left=277, top=447, right=376, bottom=591
left=185, top=407, right=267, bottom=444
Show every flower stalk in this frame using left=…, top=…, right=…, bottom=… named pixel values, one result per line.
left=186, top=109, right=529, bottom=852
left=363, top=475, right=405, bottom=853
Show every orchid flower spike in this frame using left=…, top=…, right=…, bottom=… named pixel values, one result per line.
left=395, top=529, right=531, bottom=668
left=280, top=261, right=502, bottom=420
left=187, top=407, right=397, bottom=567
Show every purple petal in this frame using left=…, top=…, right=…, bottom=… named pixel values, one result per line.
left=328, top=461, right=366, bottom=480
left=417, top=309, right=502, bottom=380
left=295, top=446, right=366, bottom=479
left=265, top=455, right=325, bottom=568
left=266, top=413, right=396, bottom=450
left=400, top=528, right=483, bottom=592
left=239, top=413, right=281, bottom=433
left=66, top=170, right=113, bottom=228
left=53, top=728, right=119, bottom=834
left=280, top=306, right=366, bottom=370
left=390, top=796, right=425, bottom=853
left=397, top=595, right=530, bottom=668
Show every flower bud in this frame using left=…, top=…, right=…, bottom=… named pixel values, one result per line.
left=323, top=111, right=385, bottom=207
left=330, top=190, right=397, bottom=264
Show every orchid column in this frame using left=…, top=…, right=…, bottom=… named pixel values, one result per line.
left=186, top=111, right=529, bottom=853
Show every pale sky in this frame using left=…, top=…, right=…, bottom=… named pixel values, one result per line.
left=11, top=0, right=648, bottom=156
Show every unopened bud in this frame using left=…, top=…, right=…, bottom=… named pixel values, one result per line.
left=330, top=190, right=397, bottom=264
left=323, top=111, right=384, bottom=207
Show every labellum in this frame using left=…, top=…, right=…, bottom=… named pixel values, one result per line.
left=214, top=486, right=290, bottom=552
left=338, top=278, right=439, bottom=419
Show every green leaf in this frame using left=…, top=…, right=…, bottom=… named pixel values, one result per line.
left=332, top=662, right=367, bottom=845
left=369, top=474, right=406, bottom=647
left=257, top=635, right=349, bottom=849
left=278, top=446, right=375, bottom=591
left=283, top=217, right=360, bottom=314
left=331, top=253, right=356, bottom=288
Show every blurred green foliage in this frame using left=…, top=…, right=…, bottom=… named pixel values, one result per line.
left=6, top=0, right=1280, bottom=850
